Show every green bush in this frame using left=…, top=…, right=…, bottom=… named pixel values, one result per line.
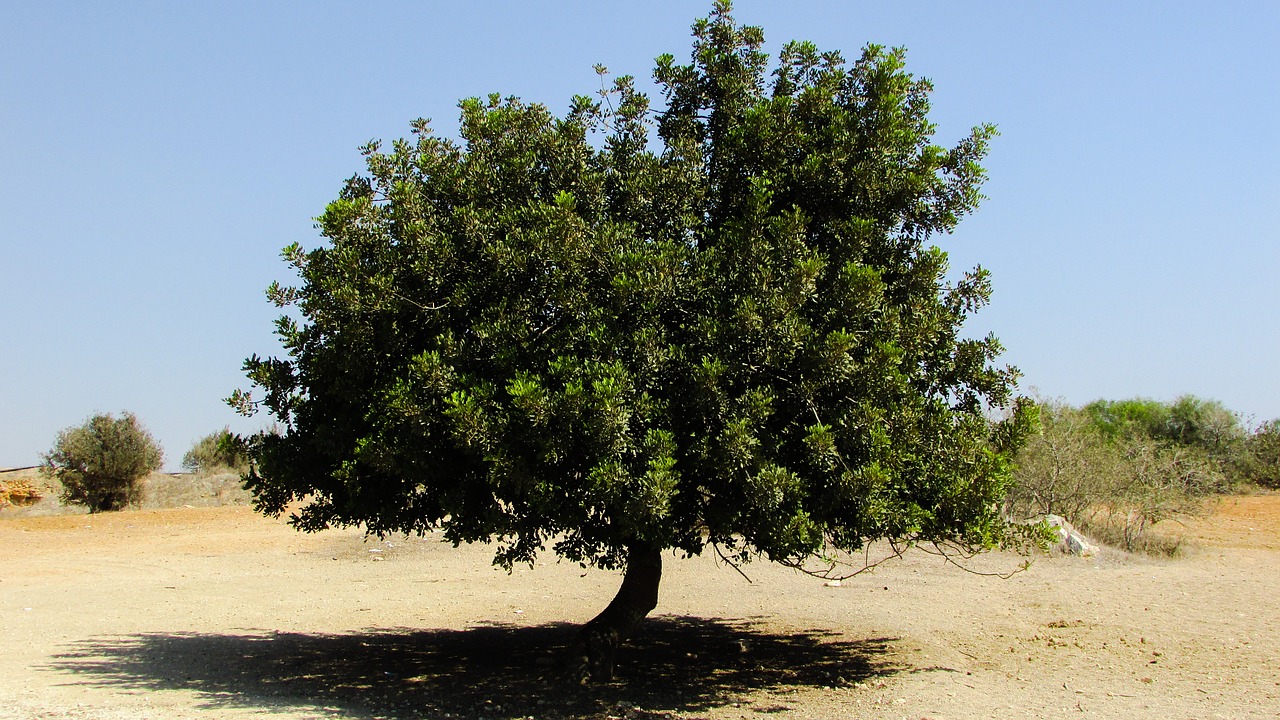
left=1082, top=397, right=1171, bottom=442
left=182, top=427, right=248, bottom=473
left=41, top=412, right=164, bottom=512
left=1083, top=395, right=1245, bottom=488
left=1240, top=420, right=1280, bottom=489
left=1083, top=395, right=1243, bottom=447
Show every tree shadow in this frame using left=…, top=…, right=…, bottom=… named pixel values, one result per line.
left=46, top=616, right=901, bottom=719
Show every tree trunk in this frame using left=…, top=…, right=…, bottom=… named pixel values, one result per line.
left=576, top=541, right=662, bottom=682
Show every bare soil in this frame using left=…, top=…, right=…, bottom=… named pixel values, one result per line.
left=2, top=482, right=1278, bottom=719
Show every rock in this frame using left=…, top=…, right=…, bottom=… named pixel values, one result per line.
left=1041, top=514, right=1100, bottom=556
left=0, top=478, right=44, bottom=509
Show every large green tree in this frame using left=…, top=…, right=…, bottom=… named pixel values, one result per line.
left=235, top=2, right=1032, bottom=679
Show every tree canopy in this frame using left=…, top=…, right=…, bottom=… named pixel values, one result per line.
left=235, top=1, right=1032, bottom=678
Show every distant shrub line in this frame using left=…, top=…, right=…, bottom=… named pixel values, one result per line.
left=1008, top=395, right=1280, bottom=554
left=181, top=427, right=249, bottom=474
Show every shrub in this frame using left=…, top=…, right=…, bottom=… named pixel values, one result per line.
left=1082, top=397, right=1171, bottom=442
left=1096, top=440, right=1220, bottom=552
left=1240, top=419, right=1280, bottom=489
left=1083, top=395, right=1244, bottom=447
left=182, top=427, right=248, bottom=473
left=1006, top=400, right=1124, bottom=522
left=41, top=412, right=164, bottom=512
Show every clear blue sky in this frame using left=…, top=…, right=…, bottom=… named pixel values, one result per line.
left=3, top=2, right=1277, bottom=470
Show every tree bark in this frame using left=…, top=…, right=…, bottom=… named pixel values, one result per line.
left=576, top=541, right=662, bottom=682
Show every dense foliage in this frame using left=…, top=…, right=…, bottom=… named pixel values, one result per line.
left=234, top=3, right=1032, bottom=650
left=1241, top=420, right=1280, bottom=489
left=41, top=412, right=164, bottom=513
left=1085, top=396, right=1244, bottom=468
left=182, top=427, right=249, bottom=473
left=1082, top=394, right=1280, bottom=488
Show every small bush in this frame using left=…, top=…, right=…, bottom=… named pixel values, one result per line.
left=41, top=412, right=164, bottom=512
left=1073, top=513, right=1190, bottom=557
left=182, top=427, right=248, bottom=473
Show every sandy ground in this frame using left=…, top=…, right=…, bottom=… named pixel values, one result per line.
left=2, top=482, right=1278, bottom=720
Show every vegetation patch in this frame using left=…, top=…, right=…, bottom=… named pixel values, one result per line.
left=1008, top=395, right=1279, bottom=555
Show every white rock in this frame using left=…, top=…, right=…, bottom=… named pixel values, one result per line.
left=1041, top=514, right=1100, bottom=556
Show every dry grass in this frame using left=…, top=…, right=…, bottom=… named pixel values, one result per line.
left=1076, top=512, right=1193, bottom=557
left=142, top=469, right=252, bottom=508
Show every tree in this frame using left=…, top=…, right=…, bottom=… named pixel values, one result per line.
left=233, top=2, right=1033, bottom=679
left=1163, top=395, right=1244, bottom=454
left=182, top=427, right=249, bottom=473
left=41, top=412, right=164, bottom=513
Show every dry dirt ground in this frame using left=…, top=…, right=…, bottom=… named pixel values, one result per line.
left=2, top=473, right=1278, bottom=720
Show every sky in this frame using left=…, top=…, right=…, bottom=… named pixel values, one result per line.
left=2, top=2, right=1277, bottom=470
